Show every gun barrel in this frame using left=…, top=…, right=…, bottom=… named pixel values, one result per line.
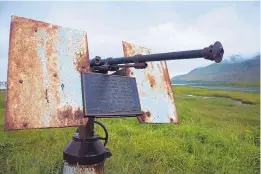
left=90, top=41, right=224, bottom=67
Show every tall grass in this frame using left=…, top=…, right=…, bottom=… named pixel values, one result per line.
left=0, top=87, right=260, bottom=174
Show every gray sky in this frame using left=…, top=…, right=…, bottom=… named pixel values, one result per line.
left=0, top=1, right=260, bottom=81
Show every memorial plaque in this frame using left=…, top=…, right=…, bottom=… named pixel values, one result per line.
left=82, top=73, right=142, bottom=117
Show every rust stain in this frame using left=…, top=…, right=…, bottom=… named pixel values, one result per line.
left=65, top=162, right=104, bottom=174
left=169, top=116, right=179, bottom=124
left=74, top=52, right=87, bottom=73
left=122, top=41, right=135, bottom=57
left=74, top=35, right=90, bottom=73
left=56, top=106, right=86, bottom=127
left=145, top=111, right=151, bottom=117
left=156, top=62, right=170, bottom=92
left=137, top=111, right=147, bottom=122
left=162, top=62, right=172, bottom=92
left=5, top=16, right=46, bottom=130
left=146, top=72, right=156, bottom=88
left=122, top=41, right=136, bottom=76
left=169, top=114, right=179, bottom=124
left=58, top=106, right=72, bottom=118
left=23, top=123, right=28, bottom=128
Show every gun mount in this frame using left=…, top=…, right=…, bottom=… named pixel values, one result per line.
left=90, top=41, right=224, bottom=73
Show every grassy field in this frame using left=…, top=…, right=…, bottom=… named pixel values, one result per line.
left=190, top=82, right=260, bottom=88
left=0, top=86, right=260, bottom=174
left=173, top=86, right=260, bottom=104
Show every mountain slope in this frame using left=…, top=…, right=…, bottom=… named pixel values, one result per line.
left=171, top=55, right=260, bottom=84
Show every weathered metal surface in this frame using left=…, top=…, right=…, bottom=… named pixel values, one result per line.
left=122, top=41, right=178, bottom=123
left=63, top=162, right=104, bottom=174
left=82, top=73, right=141, bottom=117
left=4, top=16, right=89, bottom=130
left=90, top=41, right=224, bottom=67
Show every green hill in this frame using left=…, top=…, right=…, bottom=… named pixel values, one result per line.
left=171, top=55, right=260, bottom=86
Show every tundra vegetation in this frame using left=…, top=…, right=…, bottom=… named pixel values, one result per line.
left=0, top=86, right=259, bottom=174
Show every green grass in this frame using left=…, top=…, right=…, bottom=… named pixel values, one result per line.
left=173, top=86, right=260, bottom=104
left=0, top=90, right=5, bottom=109
left=0, top=87, right=260, bottom=174
left=193, top=82, right=260, bottom=88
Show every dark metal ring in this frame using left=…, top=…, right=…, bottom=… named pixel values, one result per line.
left=94, top=120, right=109, bottom=146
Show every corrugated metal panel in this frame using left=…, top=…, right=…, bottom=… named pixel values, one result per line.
left=122, top=41, right=178, bottom=123
left=4, top=16, right=89, bottom=130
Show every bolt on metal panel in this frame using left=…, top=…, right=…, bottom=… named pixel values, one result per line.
left=122, top=41, right=179, bottom=123
left=4, top=16, right=89, bottom=130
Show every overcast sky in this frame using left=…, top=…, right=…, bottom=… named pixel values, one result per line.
left=0, top=1, right=260, bottom=81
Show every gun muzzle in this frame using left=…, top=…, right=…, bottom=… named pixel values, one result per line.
left=203, top=41, right=224, bottom=63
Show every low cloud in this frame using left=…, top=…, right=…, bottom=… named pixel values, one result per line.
left=0, top=3, right=259, bottom=81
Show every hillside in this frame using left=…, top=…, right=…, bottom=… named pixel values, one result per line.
left=171, top=55, right=260, bottom=84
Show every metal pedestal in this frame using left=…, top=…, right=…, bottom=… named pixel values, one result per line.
left=63, top=118, right=112, bottom=174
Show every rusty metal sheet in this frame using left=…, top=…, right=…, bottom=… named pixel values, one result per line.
left=122, top=41, right=179, bottom=123
left=4, top=16, right=89, bottom=130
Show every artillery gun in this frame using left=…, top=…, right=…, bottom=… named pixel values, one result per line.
left=63, top=41, right=224, bottom=173
left=89, top=41, right=224, bottom=74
